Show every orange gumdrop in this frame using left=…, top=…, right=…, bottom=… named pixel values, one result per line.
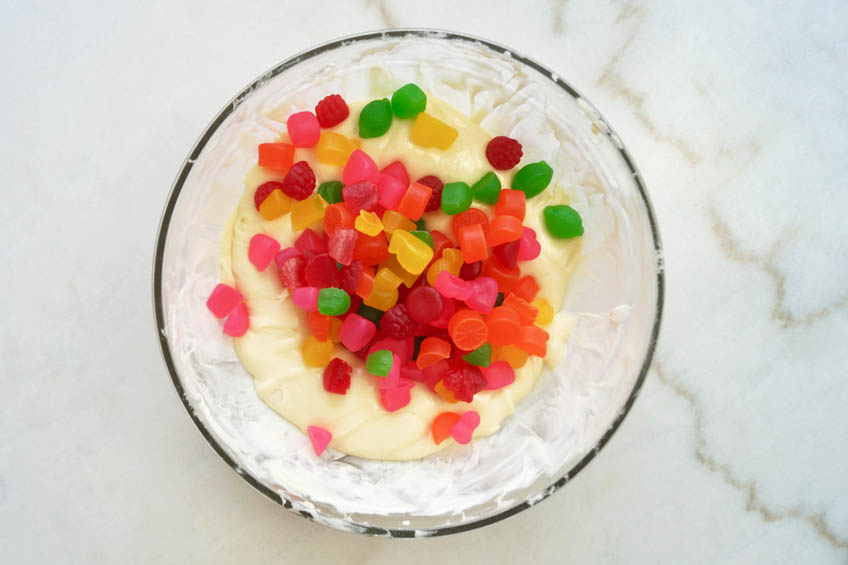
left=306, top=311, right=330, bottom=341
left=502, top=293, right=540, bottom=326
left=448, top=309, right=488, bottom=351
left=430, top=229, right=454, bottom=260
left=516, top=325, right=549, bottom=357
left=494, top=189, right=526, bottom=220
left=356, top=265, right=375, bottom=298
left=396, top=181, right=432, bottom=221
left=486, top=306, right=521, bottom=346
left=353, top=232, right=389, bottom=266
left=451, top=208, right=489, bottom=240
left=483, top=257, right=521, bottom=294
left=431, top=412, right=462, bottom=445
left=327, top=316, right=343, bottom=342
left=416, top=337, right=452, bottom=369
left=324, top=202, right=355, bottom=235
left=457, top=223, right=489, bottom=263
left=486, top=215, right=523, bottom=247
left=434, top=380, right=459, bottom=403
left=257, top=142, right=295, bottom=172
left=512, top=275, right=540, bottom=302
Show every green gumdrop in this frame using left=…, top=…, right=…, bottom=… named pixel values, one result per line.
left=391, top=83, right=427, bottom=119
left=366, top=349, right=394, bottom=377
left=410, top=230, right=434, bottom=248
left=414, top=217, right=427, bottom=231
left=512, top=161, right=553, bottom=199
left=494, top=292, right=505, bottom=307
left=462, top=343, right=492, bottom=367
left=357, top=304, right=384, bottom=325
left=471, top=172, right=501, bottom=205
left=317, top=288, right=351, bottom=316
left=543, top=205, right=584, bottom=239
left=359, top=99, right=393, bottom=138
left=318, top=181, right=343, bottom=204
left=440, top=182, right=472, bottom=215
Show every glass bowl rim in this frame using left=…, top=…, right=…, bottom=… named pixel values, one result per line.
left=152, top=28, right=665, bottom=538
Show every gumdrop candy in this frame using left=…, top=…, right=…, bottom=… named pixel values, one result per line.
left=513, top=275, right=540, bottom=303
left=366, top=349, right=394, bottom=377
left=380, top=160, right=410, bottom=186
left=377, top=354, right=401, bottom=390
left=353, top=232, right=389, bottom=266
left=339, top=313, right=376, bottom=351
left=426, top=248, right=463, bottom=286
left=317, top=288, right=350, bottom=316
left=502, top=293, right=539, bottom=326
left=532, top=297, right=554, bottom=326
left=222, top=302, right=249, bottom=337
left=391, top=83, right=427, bottom=118
left=342, top=149, right=379, bottom=185
left=369, top=337, right=414, bottom=365
left=301, top=334, right=333, bottom=367
left=486, top=306, right=520, bottom=346
left=380, top=385, right=411, bottom=412
left=355, top=210, right=383, bottom=236
left=494, top=189, right=526, bottom=220
left=396, top=181, right=432, bottom=221
left=512, top=160, right=553, bottom=199
left=434, top=271, right=472, bottom=301
left=451, top=208, right=489, bottom=241
left=462, top=343, right=492, bottom=367
left=492, top=240, right=520, bottom=270
left=307, top=426, right=332, bottom=456
left=440, top=182, right=472, bottom=215
left=492, top=344, right=529, bottom=369
left=258, top=189, right=292, bottom=221
left=457, top=223, right=488, bottom=263
left=470, top=172, right=501, bottom=205
left=543, top=204, right=584, bottom=239
left=450, top=411, right=480, bottom=444
left=275, top=247, right=302, bottom=269
left=410, top=112, right=458, bottom=150
left=459, top=260, right=483, bottom=281
left=416, top=337, right=451, bottom=369
left=207, top=284, right=243, bottom=319
left=307, top=311, right=330, bottom=341
left=358, top=98, right=392, bottom=138
left=483, top=257, right=520, bottom=294
left=292, top=287, right=320, bottom=312
left=431, top=412, right=462, bottom=445
left=323, top=202, right=355, bottom=235
left=465, top=276, right=498, bottom=314
left=316, top=131, right=355, bottom=166
left=516, top=325, right=549, bottom=357
left=343, top=180, right=379, bottom=214
left=381, top=254, right=418, bottom=288
left=294, top=228, right=326, bottom=256
left=248, top=234, right=281, bottom=271
left=486, top=215, right=523, bottom=247
left=377, top=172, right=408, bottom=210
left=305, top=253, right=340, bottom=288
left=277, top=254, right=307, bottom=291
left=257, top=142, right=295, bottom=172
left=318, top=181, right=344, bottom=204
left=328, top=227, right=358, bottom=266
left=401, top=361, right=426, bottom=383
left=406, top=285, right=444, bottom=324
left=381, top=209, right=416, bottom=234
left=388, top=229, right=434, bottom=275
left=482, top=361, right=515, bottom=390
left=287, top=111, right=321, bottom=147
left=290, top=194, right=326, bottom=231
left=448, top=309, right=488, bottom=351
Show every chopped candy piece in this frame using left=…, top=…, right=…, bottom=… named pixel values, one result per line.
left=257, top=143, right=295, bottom=172
left=410, top=112, right=458, bottom=150
left=316, top=131, right=356, bottom=166
left=258, top=189, right=292, bottom=221
left=323, top=202, right=355, bottom=235
left=318, top=181, right=344, bottom=204
left=380, top=160, right=410, bottom=186
left=290, top=193, right=326, bottom=231
left=339, top=260, right=363, bottom=296
left=486, top=306, right=521, bottom=346
left=355, top=210, right=383, bottom=236
left=305, top=253, right=340, bottom=288
left=458, top=260, right=483, bottom=281
left=287, top=111, right=321, bottom=147
left=248, top=233, right=281, bottom=271
left=307, top=426, right=332, bottom=456
left=359, top=98, right=393, bottom=138
left=339, top=313, right=377, bottom=352
left=380, top=385, right=411, bottom=412
left=450, top=411, right=480, bottom=444
left=301, top=334, right=333, bottom=366
left=443, top=365, right=486, bottom=402
left=254, top=181, right=286, bottom=209
left=307, top=311, right=331, bottom=341
left=381, top=209, right=416, bottom=234
left=517, top=226, right=541, bottom=261
left=406, top=286, right=444, bottom=323
left=482, top=361, right=515, bottom=390
left=431, top=412, right=462, bottom=445
left=410, top=230, right=434, bottom=248
left=342, top=149, right=380, bottom=185
left=485, top=136, right=523, bottom=170
left=434, top=271, right=472, bottom=301
left=502, top=293, right=539, bottom=325
left=448, top=309, right=488, bottom=351
left=457, top=223, right=488, bottom=263
left=544, top=204, right=584, bottom=239
left=328, top=227, right=358, bottom=266
left=377, top=173, right=408, bottom=210
left=207, top=283, right=243, bottom=319
left=342, top=180, right=378, bottom=213
left=317, top=288, right=351, bottom=316
left=486, top=215, right=523, bottom=247
left=532, top=297, right=554, bottom=326
left=516, top=325, right=549, bottom=357
left=430, top=229, right=454, bottom=258
left=323, top=358, right=352, bottom=394
left=397, top=181, right=432, bottom=221
left=381, top=254, right=418, bottom=287
left=391, top=83, right=427, bottom=118
left=512, top=160, right=553, bottom=198
left=440, top=182, right=472, bottom=215
left=353, top=232, right=389, bottom=266
left=492, top=344, right=529, bottom=369
left=483, top=256, right=520, bottom=293
left=465, top=276, right=498, bottom=314
left=315, top=94, right=350, bottom=128
left=450, top=208, right=489, bottom=240
left=277, top=254, right=307, bottom=291
left=295, top=228, right=326, bottom=256
left=276, top=249, right=304, bottom=274
left=470, top=172, right=501, bottom=205
left=513, top=275, right=540, bottom=302
left=222, top=303, right=249, bottom=337
left=388, top=229, right=434, bottom=275
left=417, top=175, right=444, bottom=212
left=381, top=304, right=414, bottom=339
left=417, top=337, right=452, bottom=369
left=494, top=189, right=526, bottom=220
left=434, top=380, right=458, bottom=403
left=366, top=349, right=394, bottom=377
left=292, top=287, right=320, bottom=312
left=492, top=239, right=520, bottom=270
left=462, top=343, right=492, bottom=367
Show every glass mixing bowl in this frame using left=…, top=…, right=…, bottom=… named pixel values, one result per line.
left=153, top=29, right=663, bottom=537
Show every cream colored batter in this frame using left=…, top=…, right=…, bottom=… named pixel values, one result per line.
left=220, top=98, right=580, bottom=460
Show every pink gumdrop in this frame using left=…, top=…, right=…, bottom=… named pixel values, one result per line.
left=287, top=111, right=320, bottom=147
left=294, top=228, right=326, bottom=256
left=380, top=160, right=410, bottom=186
left=434, top=271, right=472, bottom=301
left=307, top=426, right=332, bottom=456
left=274, top=247, right=303, bottom=270
left=248, top=233, right=281, bottom=271
left=380, top=385, right=411, bottom=412
left=377, top=173, right=408, bottom=210
left=339, top=313, right=377, bottom=352
left=518, top=226, right=541, bottom=261
left=342, top=149, right=379, bottom=185
left=482, top=361, right=515, bottom=390
left=378, top=354, right=401, bottom=390
left=430, top=298, right=457, bottom=329
left=423, top=359, right=449, bottom=391
left=450, top=411, right=481, bottom=444
left=465, top=276, right=498, bottom=314
left=222, top=302, right=249, bottom=337
left=370, top=337, right=413, bottom=364
left=291, top=287, right=319, bottom=312
left=401, top=361, right=426, bottom=382
left=206, top=283, right=243, bottom=319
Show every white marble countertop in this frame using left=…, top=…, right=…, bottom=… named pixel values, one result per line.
left=2, top=1, right=846, bottom=563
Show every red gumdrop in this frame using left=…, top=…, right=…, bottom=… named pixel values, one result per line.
left=492, top=240, right=520, bottom=270
left=353, top=232, right=389, bottom=266
left=342, top=180, right=379, bottom=214
left=429, top=297, right=457, bottom=329
left=339, top=260, right=363, bottom=295
left=401, top=361, right=426, bottom=382
left=339, top=313, right=377, bottom=352
left=304, top=253, right=340, bottom=288
left=370, top=337, right=414, bottom=364
left=295, top=228, right=326, bottom=256
left=328, top=227, right=358, bottom=266
left=406, top=286, right=444, bottom=323
left=278, top=255, right=307, bottom=291
left=458, top=260, right=483, bottom=281
left=517, top=226, right=541, bottom=261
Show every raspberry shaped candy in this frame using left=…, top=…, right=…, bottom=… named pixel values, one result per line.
left=315, top=94, right=350, bottom=128
left=381, top=304, right=414, bottom=339
left=485, top=136, right=523, bottom=170
left=323, top=358, right=352, bottom=394
left=282, top=161, right=316, bottom=201
left=254, top=181, right=285, bottom=210
left=442, top=364, right=487, bottom=403
left=417, top=175, right=444, bottom=212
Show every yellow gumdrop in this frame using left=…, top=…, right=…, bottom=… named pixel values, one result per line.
left=434, top=380, right=458, bottom=403
left=492, top=344, right=529, bottom=369
left=290, top=194, right=326, bottom=231
left=388, top=229, right=434, bottom=275
left=441, top=248, right=464, bottom=273
left=374, top=267, right=403, bottom=289
left=301, top=335, right=333, bottom=367
left=426, top=252, right=462, bottom=286
left=532, top=298, right=554, bottom=326
left=258, top=189, right=291, bottom=221
left=410, top=112, right=458, bottom=150
left=381, top=209, right=416, bottom=234
left=355, top=210, right=383, bottom=236
left=364, top=282, right=398, bottom=311
left=381, top=254, right=418, bottom=288
left=316, top=131, right=355, bottom=166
